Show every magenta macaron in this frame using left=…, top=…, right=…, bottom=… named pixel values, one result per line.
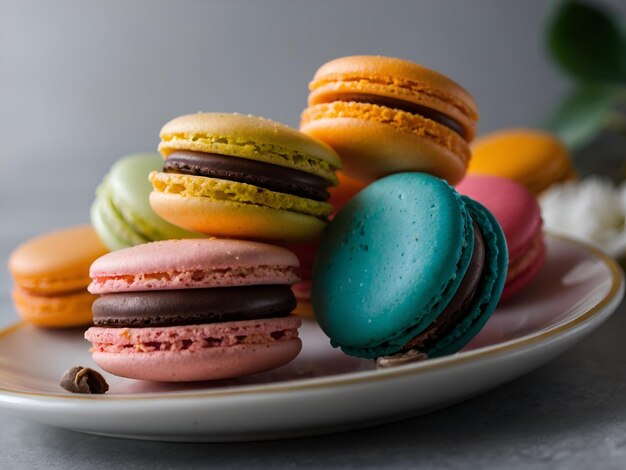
left=457, top=174, right=545, bottom=301
left=85, top=239, right=302, bottom=382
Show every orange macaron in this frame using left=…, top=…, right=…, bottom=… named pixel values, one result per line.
left=327, top=171, right=368, bottom=210
left=469, top=129, right=577, bottom=195
left=300, top=55, right=479, bottom=185
left=8, top=225, right=108, bottom=327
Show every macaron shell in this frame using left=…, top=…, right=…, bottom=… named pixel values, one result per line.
left=150, top=172, right=332, bottom=218
left=91, top=340, right=302, bottom=382
left=308, top=55, right=479, bottom=140
left=8, top=225, right=108, bottom=294
left=91, top=196, right=146, bottom=251
left=89, top=238, right=300, bottom=294
left=312, top=173, right=474, bottom=358
left=12, top=287, right=94, bottom=328
left=158, top=113, right=341, bottom=184
left=149, top=191, right=327, bottom=242
left=86, top=315, right=301, bottom=345
left=300, top=109, right=468, bottom=184
left=283, top=173, right=365, bottom=314
left=501, top=240, right=546, bottom=301
left=107, top=154, right=173, bottom=236
left=92, top=153, right=202, bottom=250
left=469, top=129, right=575, bottom=194
left=456, top=174, right=545, bottom=299
left=427, top=197, right=508, bottom=357
left=86, top=316, right=302, bottom=381
left=456, top=174, right=542, bottom=262
left=91, top=238, right=298, bottom=276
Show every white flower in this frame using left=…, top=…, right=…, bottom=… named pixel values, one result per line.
left=539, top=176, right=626, bottom=258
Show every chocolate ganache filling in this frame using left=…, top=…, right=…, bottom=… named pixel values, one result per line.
left=334, top=93, right=466, bottom=139
left=164, top=151, right=330, bottom=201
left=403, top=221, right=486, bottom=351
left=93, top=285, right=296, bottom=327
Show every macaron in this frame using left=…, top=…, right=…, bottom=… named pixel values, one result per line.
left=457, top=174, right=546, bottom=301
left=312, top=173, right=508, bottom=360
left=91, top=153, right=202, bottom=251
left=149, top=113, right=341, bottom=242
left=300, top=55, right=479, bottom=185
left=8, top=225, right=108, bottom=328
left=327, top=171, right=368, bottom=210
left=85, top=239, right=303, bottom=382
left=468, top=129, right=577, bottom=194
left=285, top=171, right=367, bottom=318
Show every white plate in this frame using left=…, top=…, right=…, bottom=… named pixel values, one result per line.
left=0, top=234, right=622, bottom=442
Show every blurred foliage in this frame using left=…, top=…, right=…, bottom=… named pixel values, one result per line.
left=544, top=85, right=616, bottom=149
left=543, top=0, right=626, bottom=150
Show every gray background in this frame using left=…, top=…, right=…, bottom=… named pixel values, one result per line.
left=1, top=1, right=626, bottom=468
left=0, top=0, right=573, bottom=292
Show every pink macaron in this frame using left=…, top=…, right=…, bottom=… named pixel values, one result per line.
left=457, top=174, right=545, bottom=301
left=85, top=239, right=303, bottom=382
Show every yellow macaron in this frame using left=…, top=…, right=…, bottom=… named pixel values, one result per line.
left=300, top=55, right=479, bottom=185
left=468, top=129, right=577, bottom=194
left=150, top=113, right=341, bottom=242
left=8, top=225, right=108, bottom=327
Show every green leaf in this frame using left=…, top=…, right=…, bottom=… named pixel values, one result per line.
left=546, top=0, right=626, bottom=83
left=543, top=85, right=615, bottom=150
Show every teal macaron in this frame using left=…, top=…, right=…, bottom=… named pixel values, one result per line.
left=91, top=153, right=202, bottom=250
left=312, top=173, right=508, bottom=360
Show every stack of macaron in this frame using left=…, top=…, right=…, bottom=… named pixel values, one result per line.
left=9, top=53, right=558, bottom=382
left=144, top=112, right=343, bottom=321
left=84, top=239, right=302, bottom=381
left=292, top=55, right=483, bottom=319
left=81, top=113, right=343, bottom=381
left=297, top=58, right=553, bottom=313
left=293, top=56, right=514, bottom=362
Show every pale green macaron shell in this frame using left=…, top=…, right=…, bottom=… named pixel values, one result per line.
left=91, top=153, right=202, bottom=250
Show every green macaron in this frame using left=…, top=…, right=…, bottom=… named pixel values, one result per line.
left=91, top=153, right=202, bottom=250
left=312, top=172, right=508, bottom=360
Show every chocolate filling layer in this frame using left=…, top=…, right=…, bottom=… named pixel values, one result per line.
left=332, top=93, right=466, bottom=139
left=93, top=285, right=296, bottom=327
left=164, top=151, right=330, bottom=201
left=404, top=221, right=486, bottom=351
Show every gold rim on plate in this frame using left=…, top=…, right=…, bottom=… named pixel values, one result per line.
left=0, top=234, right=623, bottom=401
